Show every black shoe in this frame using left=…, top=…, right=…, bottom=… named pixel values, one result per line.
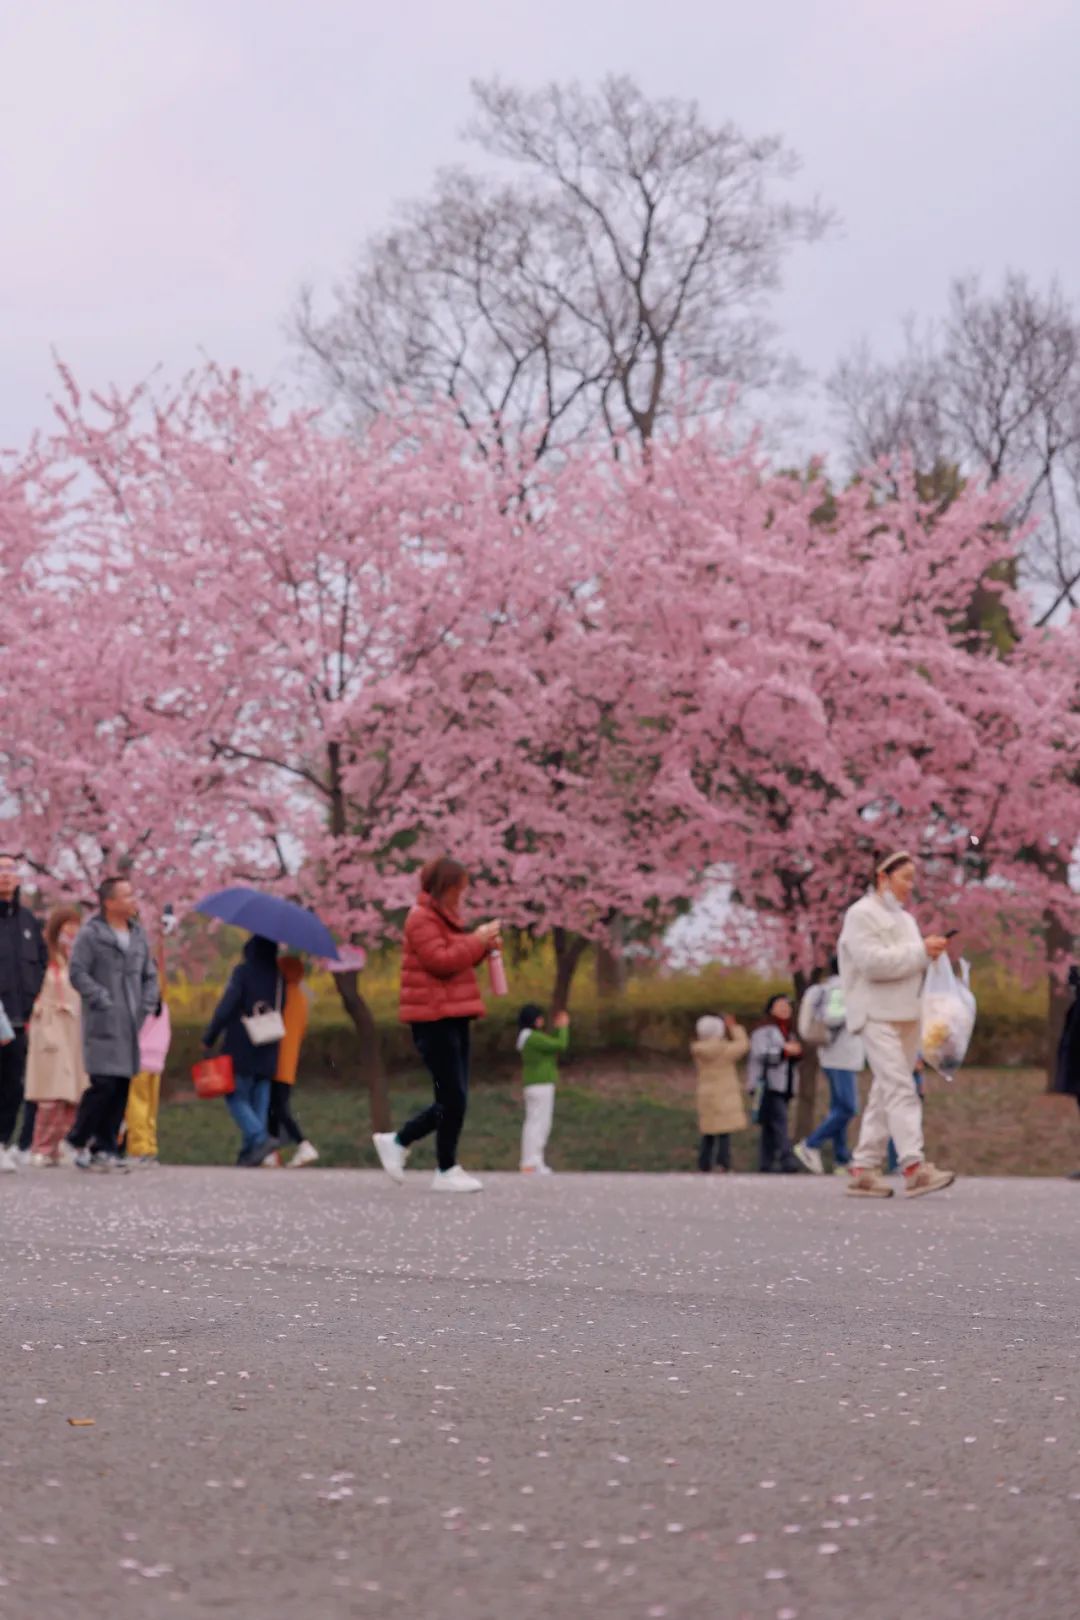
left=1068, top=1169, right=1080, bottom=1181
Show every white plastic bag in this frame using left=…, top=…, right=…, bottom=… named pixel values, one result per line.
left=921, top=955, right=976, bottom=1077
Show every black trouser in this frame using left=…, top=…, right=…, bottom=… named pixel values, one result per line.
left=18, top=1100, right=37, bottom=1153
left=398, top=1018, right=471, bottom=1172
left=0, top=1029, right=28, bottom=1146
left=267, top=1080, right=304, bottom=1146
left=759, top=1089, right=799, bottom=1173
left=68, top=1074, right=132, bottom=1156
left=698, top=1133, right=731, bottom=1172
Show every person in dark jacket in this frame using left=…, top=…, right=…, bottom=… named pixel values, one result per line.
left=1053, top=965, right=1080, bottom=1179
left=746, top=993, right=803, bottom=1174
left=202, top=935, right=282, bottom=1167
left=0, top=854, right=48, bottom=1170
left=67, top=876, right=159, bottom=1171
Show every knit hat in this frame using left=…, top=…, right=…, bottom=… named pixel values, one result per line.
left=696, top=1015, right=726, bottom=1040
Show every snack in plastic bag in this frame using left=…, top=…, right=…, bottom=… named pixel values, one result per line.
left=920, top=955, right=976, bottom=1077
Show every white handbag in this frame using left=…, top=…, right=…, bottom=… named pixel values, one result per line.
left=241, top=976, right=285, bottom=1046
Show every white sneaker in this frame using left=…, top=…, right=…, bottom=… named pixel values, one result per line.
left=288, top=1140, right=320, bottom=1168
left=8, top=1147, right=30, bottom=1169
left=260, top=1150, right=283, bottom=1168
left=373, top=1133, right=408, bottom=1184
left=58, top=1140, right=78, bottom=1168
left=432, top=1165, right=482, bottom=1194
left=794, top=1140, right=824, bottom=1176
left=0, top=1146, right=15, bottom=1174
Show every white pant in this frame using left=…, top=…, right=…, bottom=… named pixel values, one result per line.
left=521, top=1084, right=555, bottom=1170
left=853, top=1020, right=924, bottom=1171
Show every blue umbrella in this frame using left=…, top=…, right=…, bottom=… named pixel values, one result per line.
left=194, top=887, right=341, bottom=962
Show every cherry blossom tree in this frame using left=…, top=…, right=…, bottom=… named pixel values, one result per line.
left=6, top=365, right=1079, bottom=1142
left=34, top=371, right=709, bottom=1122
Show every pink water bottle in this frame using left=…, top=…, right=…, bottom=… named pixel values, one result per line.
left=488, top=947, right=508, bottom=997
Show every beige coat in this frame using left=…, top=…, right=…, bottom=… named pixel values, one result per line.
left=25, top=963, right=88, bottom=1105
left=692, top=1026, right=750, bottom=1134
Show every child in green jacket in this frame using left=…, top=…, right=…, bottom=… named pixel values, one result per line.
left=517, top=1003, right=570, bottom=1174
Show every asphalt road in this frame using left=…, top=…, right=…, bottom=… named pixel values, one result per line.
left=1, top=1166, right=1078, bottom=1620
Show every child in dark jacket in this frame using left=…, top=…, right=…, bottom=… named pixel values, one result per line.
left=517, top=1004, right=569, bottom=1175
left=746, top=994, right=803, bottom=1174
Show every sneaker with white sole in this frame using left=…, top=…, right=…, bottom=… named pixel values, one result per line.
left=8, top=1147, right=30, bottom=1169
left=261, top=1150, right=283, bottom=1168
left=58, top=1140, right=78, bottom=1168
left=288, top=1140, right=320, bottom=1168
left=903, top=1161, right=956, bottom=1198
left=74, top=1150, right=111, bottom=1173
left=846, top=1167, right=894, bottom=1198
left=0, top=1146, right=15, bottom=1174
left=794, top=1140, right=824, bottom=1176
left=432, top=1165, right=482, bottom=1194
left=373, top=1133, right=408, bottom=1184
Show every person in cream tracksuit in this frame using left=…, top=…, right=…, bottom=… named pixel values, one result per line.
left=839, top=851, right=955, bottom=1199
left=517, top=1004, right=570, bottom=1174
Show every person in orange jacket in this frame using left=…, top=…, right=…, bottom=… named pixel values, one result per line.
left=265, top=955, right=318, bottom=1167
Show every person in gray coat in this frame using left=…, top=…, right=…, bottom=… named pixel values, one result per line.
left=67, top=876, right=159, bottom=1171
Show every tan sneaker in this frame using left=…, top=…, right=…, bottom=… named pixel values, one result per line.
left=846, top=1167, right=893, bottom=1198
left=903, top=1162, right=955, bottom=1198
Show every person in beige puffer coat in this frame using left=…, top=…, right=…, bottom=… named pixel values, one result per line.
left=692, top=1014, right=750, bottom=1172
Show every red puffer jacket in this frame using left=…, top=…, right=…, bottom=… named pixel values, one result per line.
left=399, top=894, right=489, bottom=1024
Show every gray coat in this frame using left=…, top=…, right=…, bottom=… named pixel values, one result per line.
left=69, top=916, right=159, bottom=1078
left=747, top=1023, right=799, bottom=1099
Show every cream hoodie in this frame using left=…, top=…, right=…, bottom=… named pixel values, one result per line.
left=838, top=890, right=927, bottom=1033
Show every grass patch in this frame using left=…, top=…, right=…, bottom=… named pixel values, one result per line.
left=156, top=1063, right=1080, bottom=1178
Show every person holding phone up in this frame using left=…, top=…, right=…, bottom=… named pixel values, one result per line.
left=375, top=856, right=500, bottom=1194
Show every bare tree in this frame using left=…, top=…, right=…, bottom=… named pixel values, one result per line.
left=296, top=75, right=830, bottom=465
left=831, top=273, right=1080, bottom=1080
left=828, top=273, right=1080, bottom=624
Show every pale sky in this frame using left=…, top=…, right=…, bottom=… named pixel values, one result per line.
left=3, top=0, right=1077, bottom=453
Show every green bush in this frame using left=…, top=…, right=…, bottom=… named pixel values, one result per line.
left=168, top=961, right=1049, bottom=1095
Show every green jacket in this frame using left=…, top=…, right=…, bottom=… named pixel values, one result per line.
left=518, top=1023, right=569, bottom=1086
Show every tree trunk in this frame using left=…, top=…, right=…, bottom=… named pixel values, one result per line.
left=332, top=970, right=391, bottom=1133
left=324, top=739, right=390, bottom=1133
left=552, top=928, right=588, bottom=1012
left=792, top=967, right=819, bottom=1142
left=595, top=917, right=628, bottom=999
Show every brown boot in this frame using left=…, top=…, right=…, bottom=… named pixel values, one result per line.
left=846, top=1167, right=893, bottom=1198
left=903, top=1161, right=955, bottom=1197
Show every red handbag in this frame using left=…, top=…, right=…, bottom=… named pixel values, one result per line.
left=192, top=1054, right=235, bottom=1098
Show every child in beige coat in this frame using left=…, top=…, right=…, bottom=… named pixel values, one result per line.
left=692, top=1014, right=750, bottom=1172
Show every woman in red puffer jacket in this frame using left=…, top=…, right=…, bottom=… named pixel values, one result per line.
left=374, top=857, right=500, bottom=1194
